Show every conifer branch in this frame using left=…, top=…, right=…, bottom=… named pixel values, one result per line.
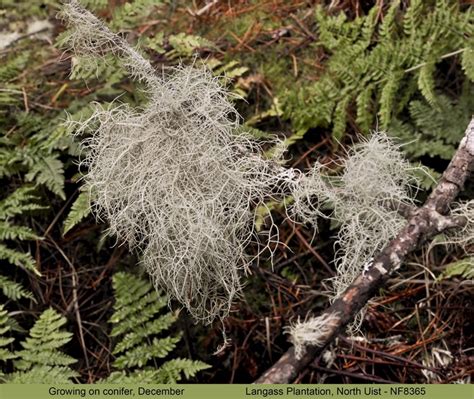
left=256, top=117, right=474, bottom=384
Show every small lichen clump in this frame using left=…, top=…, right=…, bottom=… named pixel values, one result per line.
left=287, top=312, right=339, bottom=359
left=291, top=133, right=420, bottom=333
left=441, top=200, right=474, bottom=249
left=61, top=0, right=288, bottom=324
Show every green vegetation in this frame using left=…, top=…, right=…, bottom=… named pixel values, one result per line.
left=0, top=306, right=78, bottom=383
left=0, top=0, right=472, bottom=384
left=280, top=1, right=473, bottom=141
left=102, top=272, right=209, bottom=383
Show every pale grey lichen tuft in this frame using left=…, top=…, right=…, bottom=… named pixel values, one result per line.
left=439, top=200, right=474, bottom=250
left=61, top=0, right=290, bottom=324
left=59, top=0, right=160, bottom=88
left=291, top=132, right=421, bottom=333
left=286, top=312, right=339, bottom=359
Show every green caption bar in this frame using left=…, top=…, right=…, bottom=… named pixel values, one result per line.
left=0, top=384, right=472, bottom=399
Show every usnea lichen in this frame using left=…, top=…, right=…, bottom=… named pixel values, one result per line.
left=286, top=312, right=340, bottom=359
left=60, top=2, right=431, bottom=344
left=61, top=0, right=290, bottom=324
left=59, top=0, right=159, bottom=88
left=290, top=133, right=421, bottom=335
left=433, top=200, right=474, bottom=254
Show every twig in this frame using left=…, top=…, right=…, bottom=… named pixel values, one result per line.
left=311, top=364, right=395, bottom=384
left=338, top=335, right=443, bottom=375
left=0, top=27, right=52, bottom=53
left=22, top=87, right=29, bottom=113
left=44, top=188, right=78, bottom=237
left=255, top=118, right=474, bottom=383
left=404, top=48, right=467, bottom=73
left=292, top=225, right=334, bottom=276
left=50, top=239, right=91, bottom=370
left=71, top=269, right=91, bottom=371
left=265, top=316, right=273, bottom=363
left=197, top=0, right=219, bottom=16
left=289, top=13, right=316, bottom=41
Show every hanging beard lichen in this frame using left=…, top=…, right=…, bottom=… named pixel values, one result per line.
left=60, top=0, right=290, bottom=324
left=289, top=132, right=422, bottom=350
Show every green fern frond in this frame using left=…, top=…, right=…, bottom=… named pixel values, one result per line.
left=167, top=33, right=216, bottom=58
left=389, top=83, right=473, bottom=160
left=113, top=335, right=182, bottom=369
left=417, top=59, right=438, bottom=108
left=3, top=308, right=78, bottom=383
left=154, top=359, right=210, bottom=383
left=0, top=86, right=23, bottom=111
left=0, top=305, right=16, bottom=364
left=332, top=96, right=350, bottom=143
left=0, top=147, right=23, bottom=179
left=111, top=0, right=163, bottom=30
left=13, top=309, right=76, bottom=369
left=355, top=84, right=374, bottom=133
left=102, top=369, right=162, bottom=383
left=461, top=48, right=474, bottom=82
left=113, top=313, right=176, bottom=354
left=403, top=0, right=423, bottom=37
left=359, top=6, right=379, bottom=46
left=69, top=55, right=126, bottom=89
left=0, top=187, right=44, bottom=220
left=25, top=156, right=66, bottom=200
left=202, top=58, right=250, bottom=96
left=0, top=244, right=38, bottom=274
left=409, top=165, right=440, bottom=190
left=379, top=71, right=402, bottom=129
left=79, top=0, right=107, bottom=11
left=0, top=52, right=30, bottom=82
left=0, top=308, right=77, bottom=383
left=0, top=186, right=42, bottom=298
left=379, top=0, right=400, bottom=43
left=0, top=276, right=35, bottom=301
left=0, top=222, right=39, bottom=241
left=109, top=280, right=168, bottom=335
left=63, top=191, right=92, bottom=235
left=106, top=272, right=209, bottom=382
left=438, top=257, right=474, bottom=281
left=103, top=359, right=210, bottom=383
left=110, top=272, right=179, bottom=368
left=7, top=365, right=78, bottom=384
left=0, top=111, right=78, bottom=197
left=281, top=1, right=472, bottom=145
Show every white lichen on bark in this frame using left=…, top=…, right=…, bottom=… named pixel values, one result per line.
left=439, top=200, right=474, bottom=249
left=290, top=132, right=421, bottom=334
left=286, top=312, right=340, bottom=359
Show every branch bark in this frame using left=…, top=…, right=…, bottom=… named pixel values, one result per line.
left=255, top=117, right=474, bottom=384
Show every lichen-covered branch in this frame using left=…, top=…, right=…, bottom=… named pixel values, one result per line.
left=255, top=117, right=474, bottom=384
